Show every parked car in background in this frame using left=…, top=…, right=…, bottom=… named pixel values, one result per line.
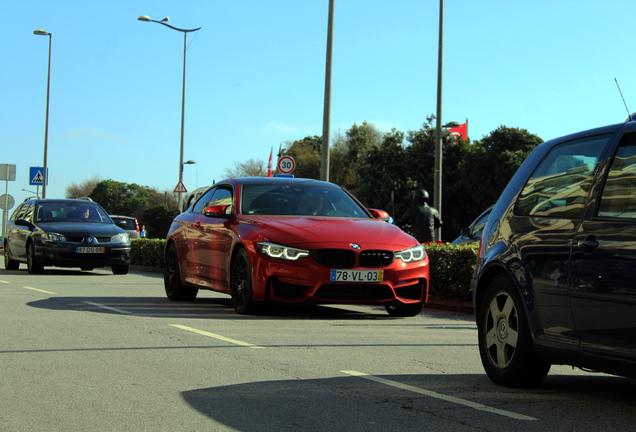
left=109, top=215, right=140, bottom=239
left=472, top=121, right=636, bottom=387
left=451, top=205, right=493, bottom=246
left=182, top=186, right=209, bottom=212
left=164, top=177, right=429, bottom=316
left=4, top=199, right=131, bottom=274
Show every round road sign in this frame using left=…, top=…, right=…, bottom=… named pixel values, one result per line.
left=0, top=194, right=15, bottom=211
left=277, top=156, right=295, bottom=174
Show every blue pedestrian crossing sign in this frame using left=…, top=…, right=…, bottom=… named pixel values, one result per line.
left=30, top=167, right=48, bottom=186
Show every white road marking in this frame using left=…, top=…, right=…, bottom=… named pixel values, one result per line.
left=342, top=370, right=538, bottom=421
left=0, top=280, right=10, bottom=284
left=82, top=301, right=132, bottom=314
left=23, top=286, right=56, bottom=294
left=170, top=324, right=265, bottom=349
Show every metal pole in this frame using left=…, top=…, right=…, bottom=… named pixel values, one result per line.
left=433, top=0, right=444, bottom=242
left=42, top=33, right=52, bottom=199
left=178, top=31, right=187, bottom=212
left=137, top=16, right=200, bottom=211
left=321, top=0, right=334, bottom=182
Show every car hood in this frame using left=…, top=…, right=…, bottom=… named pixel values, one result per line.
left=40, top=222, right=125, bottom=237
left=240, top=216, right=418, bottom=250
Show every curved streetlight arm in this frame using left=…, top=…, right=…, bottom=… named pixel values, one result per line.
left=137, top=15, right=200, bottom=33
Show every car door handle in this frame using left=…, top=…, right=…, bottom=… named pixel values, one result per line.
left=577, top=237, right=598, bottom=251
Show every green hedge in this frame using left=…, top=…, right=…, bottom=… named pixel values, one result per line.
left=130, top=239, right=166, bottom=269
left=423, top=243, right=477, bottom=302
left=130, top=239, right=477, bottom=302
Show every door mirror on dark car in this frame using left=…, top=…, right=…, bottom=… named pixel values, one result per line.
left=15, top=219, right=33, bottom=229
left=461, top=227, right=471, bottom=238
left=115, top=220, right=127, bottom=228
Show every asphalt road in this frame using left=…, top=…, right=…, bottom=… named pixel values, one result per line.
left=1, top=265, right=635, bottom=431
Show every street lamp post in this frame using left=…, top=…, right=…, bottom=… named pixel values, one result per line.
left=138, top=15, right=200, bottom=212
left=34, top=29, right=52, bottom=199
left=183, top=160, right=197, bottom=189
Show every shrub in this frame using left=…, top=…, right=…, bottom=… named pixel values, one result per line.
left=424, top=243, right=477, bottom=302
left=130, top=239, right=165, bottom=269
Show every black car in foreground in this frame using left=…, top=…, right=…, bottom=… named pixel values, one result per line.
left=3, top=199, right=131, bottom=274
left=472, top=121, right=636, bottom=387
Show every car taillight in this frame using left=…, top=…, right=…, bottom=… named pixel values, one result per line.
left=135, top=219, right=139, bottom=232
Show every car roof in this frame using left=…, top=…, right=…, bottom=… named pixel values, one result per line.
left=221, top=177, right=341, bottom=188
left=26, top=198, right=99, bottom=205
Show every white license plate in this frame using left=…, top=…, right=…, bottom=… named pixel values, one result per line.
left=330, top=269, right=384, bottom=282
left=76, top=247, right=105, bottom=254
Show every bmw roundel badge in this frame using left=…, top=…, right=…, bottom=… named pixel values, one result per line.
left=350, top=243, right=360, bottom=250
left=87, top=237, right=93, bottom=244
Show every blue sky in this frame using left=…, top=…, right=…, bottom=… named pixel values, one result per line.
left=2, top=0, right=635, bottom=207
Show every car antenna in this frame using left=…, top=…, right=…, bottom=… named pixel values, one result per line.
left=615, top=78, right=633, bottom=122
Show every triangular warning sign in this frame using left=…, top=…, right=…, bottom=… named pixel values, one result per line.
left=174, top=181, right=187, bottom=193
left=32, top=170, right=44, bottom=184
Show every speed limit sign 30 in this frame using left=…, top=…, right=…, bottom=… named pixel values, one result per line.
left=277, top=156, right=296, bottom=174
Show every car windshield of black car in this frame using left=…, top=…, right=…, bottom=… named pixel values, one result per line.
left=36, top=202, right=110, bottom=223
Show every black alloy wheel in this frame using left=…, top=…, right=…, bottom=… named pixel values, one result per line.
left=164, top=243, right=198, bottom=301
left=230, top=248, right=257, bottom=315
left=27, top=242, right=43, bottom=274
left=4, top=245, right=19, bottom=270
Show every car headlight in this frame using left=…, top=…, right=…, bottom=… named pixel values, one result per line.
left=395, top=244, right=426, bottom=263
left=42, top=232, right=67, bottom=242
left=257, top=242, right=309, bottom=261
left=111, top=233, right=131, bottom=245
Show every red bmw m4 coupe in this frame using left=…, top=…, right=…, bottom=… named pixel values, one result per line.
left=164, top=177, right=429, bottom=315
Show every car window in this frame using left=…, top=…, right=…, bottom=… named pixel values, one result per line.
left=194, top=187, right=233, bottom=215
left=471, top=209, right=491, bottom=237
left=11, top=203, right=27, bottom=222
left=22, top=203, right=35, bottom=222
left=515, top=135, right=610, bottom=218
left=36, top=202, right=111, bottom=223
left=241, top=184, right=369, bottom=217
left=598, top=135, right=636, bottom=218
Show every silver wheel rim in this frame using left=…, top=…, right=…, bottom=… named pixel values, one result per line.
left=484, top=290, right=519, bottom=369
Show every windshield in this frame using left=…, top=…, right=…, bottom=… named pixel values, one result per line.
left=241, top=184, right=370, bottom=218
left=36, top=202, right=112, bottom=223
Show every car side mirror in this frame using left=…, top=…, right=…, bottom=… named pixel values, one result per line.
left=204, top=204, right=231, bottom=219
left=115, top=220, right=127, bottom=228
left=460, top=227, right=470, bottom=237
left=15, top=219, right=33, bottom=228
left=368, top=208, right=391, bottom=222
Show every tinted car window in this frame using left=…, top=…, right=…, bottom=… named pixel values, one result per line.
left=598, top=135, right=636, bottom=218
left=242, top=184, right=368, bottom=217
left=515, top=135, right=610, bottom=218
left=193, top=187, right=232, bottom=214
left=11, top=203, right=27, bottom=222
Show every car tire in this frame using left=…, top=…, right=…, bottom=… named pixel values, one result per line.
left=164, top=243, right=198, bottom=301
left=385, top=300, right=423, bottom=317
left=27, top=242, right=43, bottom=274
left=4, top=246, right=20, bottom=270
left=112, top=264, right=129, bottom=275
left=477, top=274, right=551, bottom=388
left=230, top=248, right=258, bottom=315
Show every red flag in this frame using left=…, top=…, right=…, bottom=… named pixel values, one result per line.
left=267, top=147, right=273, bottom=177
left=447, top=123, right=467, bottom=141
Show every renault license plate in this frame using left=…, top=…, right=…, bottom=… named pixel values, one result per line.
left=76, top=247, right=105, bottom=253
left=330, top=269, right=383, bottom=282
